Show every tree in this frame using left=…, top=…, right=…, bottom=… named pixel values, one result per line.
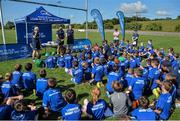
left=5, top=21, right=15, bottom=29
left=176, top=15, right=180, bottom=20
left=175, top=24, right=180, bottom=32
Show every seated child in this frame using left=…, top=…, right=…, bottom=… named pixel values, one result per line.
left=124, top=68, right=134, bottom=87
left=83, top=87, right=113, bottom=120
left=82, top=62, right=92, bottom=82
left=0, top=95, right=23, bottom=120
left=36, top=69, right=48, bottom=98
left=22, top=63, right=36, bottom=91
left=148, top=59, right=161, bottom=99
left=57, top=51, right=65, bottom=68
left=45, top=55, right=57, bottom=69
left=91, top=57, right=104, bottom=84
left=1, top=73, right=18, bottom=99
left=64, top=49, right=73, bottom=73
left=131, top=96, right=157, bottom=120
left=110, top=81, right=131, bottom=116
left=71, top=61, right=83, bottom=84
left=35, top=55, right=45, bottom=68
left=11, top=99, right=37, bottom=120
left=154, top=81, right=173, bottom=120
left=106, top=65, right=121, bottom=94
left=11, top=64, right=23, bottom=89
left=43, top=78, right=67, bottom=117
left=61, top=89, right=82, bottom=120
left=127, top=69, right=145, bottom=109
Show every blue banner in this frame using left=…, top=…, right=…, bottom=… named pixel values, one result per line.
left=116, top=11, right=125, bottom=40
left=91, top=9, right=105, bottom=41
left=0, top=44, right=32, bottom=61
left=16, top=23, right=51, bottom=44
left=72, top=39, right=92, bottom=51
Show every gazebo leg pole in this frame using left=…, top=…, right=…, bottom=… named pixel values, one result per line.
left=0, top=0, right=6, bottom=45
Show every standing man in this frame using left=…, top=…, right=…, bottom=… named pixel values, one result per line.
left=132, top=30, right=139, bottom=46
left=56, top=27, right=65, bottom=54
left=31, top=26, right=41, bottom=61
left=66, top=25, right=74, bottom=46
left=113, top=28, right=120, bottom=44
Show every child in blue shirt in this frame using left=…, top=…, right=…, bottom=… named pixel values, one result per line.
left=82, top=62, right=92, bottom=82
left=129, top=56, right=137, bottom=69
left=64, top=49, right=73, bottom=73
left=84, top=87, right=112, bottom=120
left=172, top=53, right=179, bottom=71
left=1, top=73, right=18, bottom=99
left=43, top=78, right=67, bottom=116
left=106, top=65, right=121, bottom=94
left=11, top=64, right=23, bottom=89
left=36, top=69, right=48, bottom=98
left=45, top=55, right=57, bottom=68
left=11, top=99, right=37, bottom=120
left=127, top=69, right=145, bottom=109
left=124, top=68, right=134, bottom=87
left=107, top=55, right=115, bottom=72
left=22, top=63, right=36, bottom=91
left=86, top=53, right=93, bottom=68
left=154, top=81, right=173, bottom=120
left=61, top=89, right=82, bottom=120
left=71, top=61, right=83, bottom=84
left=57, top=51, right=65, bottom=68
left=148, top=59, right=161, bottom=99
left=91, top=57, right=104, bottom=83
left=131, top=96, right=157, bottom=120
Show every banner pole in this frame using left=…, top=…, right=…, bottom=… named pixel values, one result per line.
left=25, top=20, right=28, bottom=44
left=0, top=0, right=6, bottom=45
left=85, top=0, right=88, bottom=39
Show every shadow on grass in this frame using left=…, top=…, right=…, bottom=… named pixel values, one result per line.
left=77, top=92, right=89, bottom=102
left=58, top=83, right=75, bottom=92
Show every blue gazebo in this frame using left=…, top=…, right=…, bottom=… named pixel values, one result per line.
left=15, top=6, right=70, bottom=44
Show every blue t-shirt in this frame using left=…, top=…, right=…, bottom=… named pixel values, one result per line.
left=87, top=99, right=107, bottom=120
left=129, top=77, right=145, bottom=100
left=156, top=93, right=172, bottom=120
left=11, top=71, right=23, bottom=88
left=57, top=56, right=65, bottom=67
left=0, top=105, right=13, bottom=120
left=106, top=72, right=121, bottom=93
left=129, top=59, right=137, bottom=69
left=148, top=67, right=160, bottom=89
left=1, top=81, right=17, bottom=98
left=36, top=78, right=48, bottom=97
left=22, top=71, right=36, bottom=91
left=172, top=59, right=179, bottom=70
left=84, top=67, right=92, bottom=80
left=56, top=29, right=64, bottom=39
left=61, top=104, right=82, bottom=120
left=72, top=68, right=83, bottom=84
left=131, top=107, right=157, bottom=120
left=43, top=88, right=67, bottom=112
left=45, top=56, right=57, bottom=68
left=11, top=110, right=36, bottom=120
left=64, top=54, right=73, bottom=69
left=87, top=58, right=93, bottom=68
left=92, top=64, right=104, bottom=82
left=125, top=73, right=133, bottom=87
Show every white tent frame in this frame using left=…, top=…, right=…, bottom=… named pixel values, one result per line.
left=0, top=0, right=89, bottom=45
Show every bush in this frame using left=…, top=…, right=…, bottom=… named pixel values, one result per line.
left=175, top=24, right=180, bottom=32
left=145, top=23, right=162, bottom=31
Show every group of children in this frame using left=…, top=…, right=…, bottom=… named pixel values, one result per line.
left=0, top=39, right=179, bottom=120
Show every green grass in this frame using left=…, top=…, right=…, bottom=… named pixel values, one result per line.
left=0, top=30, right=180, bottom=119
left=114, top=19, right=180, bottom=32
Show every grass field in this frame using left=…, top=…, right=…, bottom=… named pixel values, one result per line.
left=114, top=19, right=180, bottom=32
left=0, top=30, right=180, bottom=120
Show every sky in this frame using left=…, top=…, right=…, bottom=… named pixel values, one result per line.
left=2, top=0, right=180, bottom=24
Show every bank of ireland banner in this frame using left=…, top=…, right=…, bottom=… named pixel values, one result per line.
left=116, top=11, right=125, bottom=40
left=91, top=9, right=105, bottom=41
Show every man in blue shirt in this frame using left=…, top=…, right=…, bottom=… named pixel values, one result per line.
left=66, top=25, right=74, bottom=45
left=36, top=69, right=48, bottom=98
left=43, top=78, right=67, bottom=117
left=131, top=96, right=157, bottom=120
left=61, top=89, right=82, bottom=120
left=22, top=63, right=36, bottom=91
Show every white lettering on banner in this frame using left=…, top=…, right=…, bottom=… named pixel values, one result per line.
left=0, top=46, right=29, bottom=56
